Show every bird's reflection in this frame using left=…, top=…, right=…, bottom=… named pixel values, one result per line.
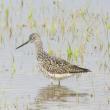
left=33, top=84, right=92, bottom=110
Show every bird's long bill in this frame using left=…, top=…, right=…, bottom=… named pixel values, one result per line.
left=16, top=40, right=30, bottom=49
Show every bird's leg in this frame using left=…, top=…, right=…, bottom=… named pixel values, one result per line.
left=58, top=80, right=61, bottom=86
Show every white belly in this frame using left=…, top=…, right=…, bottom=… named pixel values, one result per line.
left=38, top=64, right=72, bottom=80
left=47, top=72, right=72, bottom=80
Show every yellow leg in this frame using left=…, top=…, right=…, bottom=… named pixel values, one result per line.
left=58, top=80, right=61, bottom=86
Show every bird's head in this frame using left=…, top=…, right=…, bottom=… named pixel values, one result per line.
left=29, top=33, right=40, bottom=43
left=16, top=33, right=40, bottom=49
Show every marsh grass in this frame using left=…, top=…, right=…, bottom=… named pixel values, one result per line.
left=0, top=1, right=110, bottom=110
left=0, top=0, right=109, bottom=73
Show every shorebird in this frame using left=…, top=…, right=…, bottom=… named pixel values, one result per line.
left=16, top=33, right=91, bottom=85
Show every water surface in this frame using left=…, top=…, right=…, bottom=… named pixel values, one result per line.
left=0, top=0, right=110, bottom=110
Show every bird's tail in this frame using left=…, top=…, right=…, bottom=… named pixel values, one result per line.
left=80, top=68, right=91, bottom=72
left=70, top=65, right=91, bottom=73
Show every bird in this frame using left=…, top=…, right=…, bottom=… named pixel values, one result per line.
left=16, top=33, right=91, bottom=85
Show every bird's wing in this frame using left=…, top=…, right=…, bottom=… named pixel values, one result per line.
left=42, top=54, right=90, bottom=74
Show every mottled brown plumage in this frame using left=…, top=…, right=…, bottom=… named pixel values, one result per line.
left=38, top=51, right=90, bottom=75
left=16, top=33, right=91, bottom=84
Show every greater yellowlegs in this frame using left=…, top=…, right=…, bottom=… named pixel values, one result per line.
left=16, top=33, right=91, bottom=85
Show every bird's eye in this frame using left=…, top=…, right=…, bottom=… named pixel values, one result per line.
left=31, top=36, right=34, bottom=40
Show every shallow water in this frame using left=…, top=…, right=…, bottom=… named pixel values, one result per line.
left=0, top=0, right=110, bottom=110
left=0, top=73, right=110, bottom=110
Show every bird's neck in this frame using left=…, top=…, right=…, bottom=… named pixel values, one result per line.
left=35, top=39, right=44, bottom=60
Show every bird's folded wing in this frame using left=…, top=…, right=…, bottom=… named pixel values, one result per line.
left=42, top=56, right=90, bottom=74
